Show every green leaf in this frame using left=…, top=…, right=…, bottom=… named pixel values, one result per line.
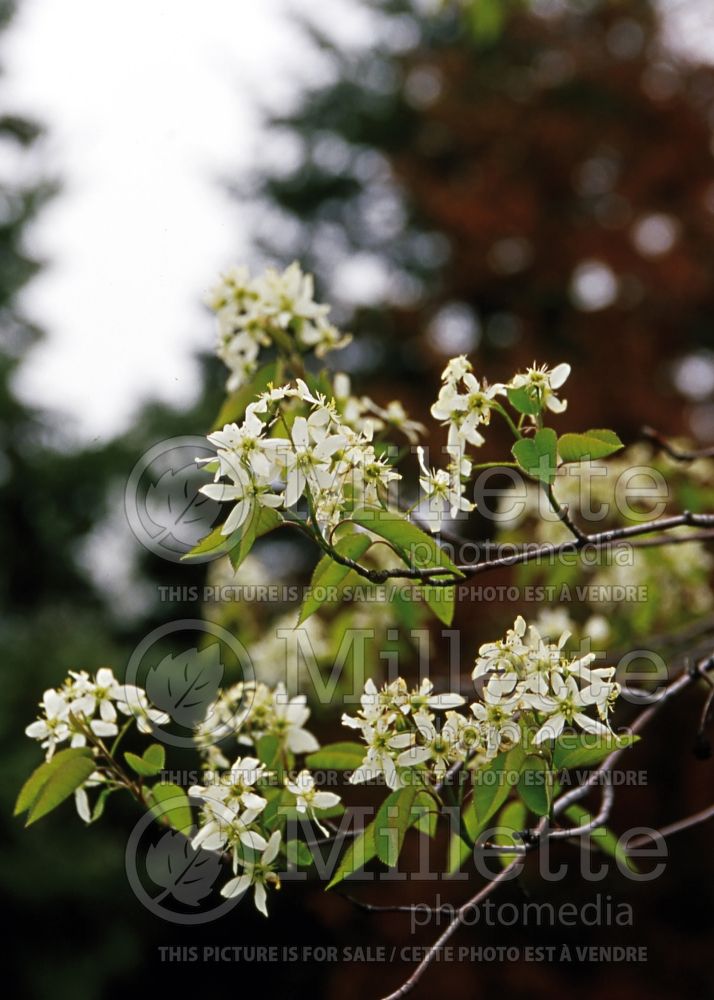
left=124, top=743, right=166, bottom=777
left=305, top=742, right=366, bottom=771
left=182, top=505, right=282, bottom=565
left=15, top=747, right=94, bottom=817
left=447, top=833, right=471, bottom=875
left=147, top=782, right=193, bottom=835
left=553, top=732, right=639, bottom=771
left=327, top=821, right=378, bottom=889
left=507, top=385, right=542, bottom=416
left=285, top=840, right=314, bottom=867
left=299, top=532, right=372, bottom=623
left=493, top=800, right=528, bottom=867
left=374, top=786, right=421, bottom=868
left=327, top=788, right=436, bottom=888
left=229, top=505, right=283, bottom=572
left=558, top=429, right=624, bottom=464
left=350, top=508, right=462, bottom=625
left=517, top=756, right=552, bottom=817
left=90, top=786, right=116, bottom=824
left=471, top=747, right=521, bottom=826
left=564, top=804, right=636, bottom=872
left=256, top=733, right=281, bottom=770
left=23, top=752, right=97, bottom=826
left=213, top=362, right=277, bottom=429
left=512, top=428, right=558, bottom=485
left=412, top=790, right=439, bottom=839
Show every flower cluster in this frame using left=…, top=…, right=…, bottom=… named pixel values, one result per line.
left=342, top=677, right=466, bottom=787
left=25, top=668, right=169, bottom=759
left=201, top=378, right=401, bottom=534
left=343, top=617, right=620, bottom=786
left=207, top=263, right=351, bottom=391
left=416, top=357, right=571, bottom=531
left=190, top=684, right=340, bottom=916
left=189, top=755, right=284, bottom=916
left=473, top=615, right=619, bottom=746
left=24, top=668, right=170, bottom=821
left=195, top=680, right=320, bottom=766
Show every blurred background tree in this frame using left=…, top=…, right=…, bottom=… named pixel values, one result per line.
left=254, top=0, right=714, bottom=444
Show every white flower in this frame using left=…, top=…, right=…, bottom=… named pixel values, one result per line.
left=25, top=689, right=70, bottom=758
left=70, top=667, right=122, bottom=725
left=220, top=830, right=282, bottom=916
left=441, top=355, right=473, bottom=384
left=116, top=685, right=170, bottom=734
left=510, top=362, right=570, bottom=414
left=406, top=678, right=466, bottom=713
left=286, top=770, right=341, bottom=835
left=396, top=715, right=460, bottom=778
left=201, top=462, right=283, bottom=536
left=417, top=447, right=474, bottom=526
left=470, top=687, right=522, bottom=758
left=190, top=756, right=268, bottom=815
left=281, top=415, right=347, bottom=508
left=349, top=717, right=412, bottom=790
left=271, top=686, right=320, bottom=754
left=191, top=801, right=267, bottom=856
left=74, top=771, right=105, bottom=824
left=529, top=674, right=610, bottom=744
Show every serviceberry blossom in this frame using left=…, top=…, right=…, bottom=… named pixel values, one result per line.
left=342, top=677, right=466, bottom=788
left=343, top=618, right=621, bottom=783
left=25, top=668, right=135, bottom=758
left=431, top=360, right=506, bottom=454
left=24, top=668, right=171, bottom=821
left=195, top=681, right=320, bottom=759
left=220, top=830, right=283, bottom=916
left=208, top=262, right=351, bottom=391
left=510, top=362, right=571, bottom=414
left=199, top=378, right=402, bottom=534
left=286, top=770, right=341, bottom=835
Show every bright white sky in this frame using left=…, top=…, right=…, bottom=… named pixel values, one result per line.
left=4, top=0, right=714, bottom=446
left=3, top=0, right=375, bottom=442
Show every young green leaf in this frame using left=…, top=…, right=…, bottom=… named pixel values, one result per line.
left=350, top=508, right=461, bottom=625
left=305, top=742, right=366, bottom=770
left=517, top=756, right=552, bottom=817
left=212, top=361, right=277, bottom=429
left=493, top=800, right=528, bottom=867
left=471, top=747, right=521, bottom=826
left=299, top=532, right=372, bottom=623
left=256, top=733, right=282, bottom=770
left=285, top=840, right=314, bottom=867
left=24, top=753, right=97, bottom=826
left=511, top=428, right=558, bottom=485
left=228, top=505, right=283, bottom=572
left=507, top=385, right=542, bottom=416
left=182, top=505, right=282, bottom=565
left=327, top=820, right=378, bottom=889
left=124, top=742, right=166, bottom=777
left=558, top=429, right=624, bottom=463
left=15, top=747, right=94, bottom=817
left=553, top=732, right=639, bottom=770
left=374, top=786, right=420, bottom=868
left=147, top=782, right=193, bottom=835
